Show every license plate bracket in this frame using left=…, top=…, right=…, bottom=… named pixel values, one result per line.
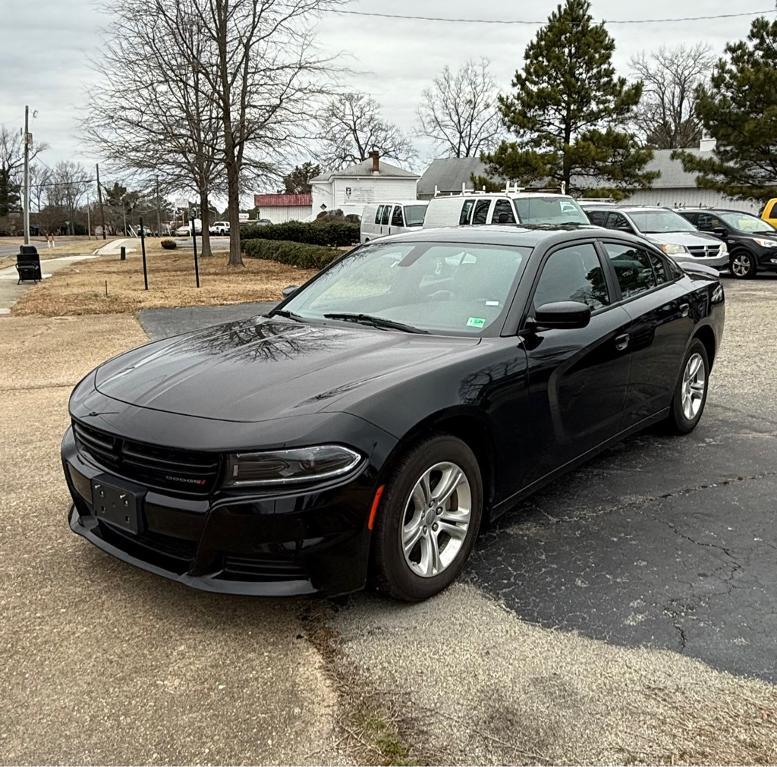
left=91, top=476, right=144, bottom=534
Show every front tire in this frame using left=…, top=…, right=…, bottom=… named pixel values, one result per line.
left=730, top=250, right=757, bottom=279
left=371, top=435, right=483, bottom=601
left=667, top=339, right=710, bottom=434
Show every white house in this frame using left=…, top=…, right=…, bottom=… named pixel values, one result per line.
left=253, top=193, right=313, bottom=224
left=310, top=152, right=420, bottom=218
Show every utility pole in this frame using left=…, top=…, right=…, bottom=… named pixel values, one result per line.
left=23, top=105, right=31, bottom=245
left=155, top=175, right=162, bottom=236
left=86, top=199, right=91, bottom=239
left=96, top=163, right=106, bottom=239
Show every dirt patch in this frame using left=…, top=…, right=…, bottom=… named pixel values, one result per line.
left=11, top=249, right=316, bottom=317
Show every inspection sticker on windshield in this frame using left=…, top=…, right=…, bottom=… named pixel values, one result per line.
left=466, top=317, right=486, bottom=329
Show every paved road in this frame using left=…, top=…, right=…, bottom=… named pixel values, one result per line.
left=137, top=275, right=777, bottom=684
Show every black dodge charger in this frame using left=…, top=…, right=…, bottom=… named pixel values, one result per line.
left=63, top=227, right=725, bottom=601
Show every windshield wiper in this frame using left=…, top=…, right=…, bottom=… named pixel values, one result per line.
left=267, top=309, right=305, bottom=322
left=323, top=312, right=428, bottom=334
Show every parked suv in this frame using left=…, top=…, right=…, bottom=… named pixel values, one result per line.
left=675, top=208, right=777, bottom=278
left=423, top=192, right=592, bottom=230
left=581, top=203, right=728, bottom=271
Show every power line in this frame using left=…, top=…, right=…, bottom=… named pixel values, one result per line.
left=329, top=8, right=776, bottom=25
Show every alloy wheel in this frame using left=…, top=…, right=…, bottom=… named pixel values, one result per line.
left=681, top=352, right=706, bottom=421
left=731, top=253, right=752, bottom=277
left=401, top=462, right=471, bottom=578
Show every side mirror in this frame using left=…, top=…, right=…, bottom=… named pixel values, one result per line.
left=531, top=301, right=591, bottom=330
left=282, top=284, right=300, bottom=299
left=713, top=227, right=728, bottom=239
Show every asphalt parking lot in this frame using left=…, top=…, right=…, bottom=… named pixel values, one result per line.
left=2, top=275, right=776, bottom=764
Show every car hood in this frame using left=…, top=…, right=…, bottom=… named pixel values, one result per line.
left=94, top=317, right=479, bottom=422
left=645, top=231, right=722, bottom=247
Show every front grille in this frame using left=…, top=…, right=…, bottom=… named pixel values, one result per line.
left=73, top=420, right=221, bottom=496
left=687, top=245, right=719, bottom=258
left=222, top=554, right=309, bottom=582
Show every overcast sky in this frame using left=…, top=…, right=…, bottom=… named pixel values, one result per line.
left=0, top=0, right=766, bottom=186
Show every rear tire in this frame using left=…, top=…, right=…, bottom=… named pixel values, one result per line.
left=667, top=339, right=710, bottom=434
left=371, top=435, right=483, bottom=602
left=730, top=250, right=757, bottom=279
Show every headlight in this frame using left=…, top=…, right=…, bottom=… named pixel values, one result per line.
left=754, top=238, right=777, bottom=248
left=718, top=242, right=728, bottom=255
left=659, top=243, right=689, bottom=255
left=224, top=445, right=363, bottom=487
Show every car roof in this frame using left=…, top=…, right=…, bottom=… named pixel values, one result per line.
left=430, top=192, right=576, bottom=200
left=580, top=203, right=677, bottom=213
left=365, top=224, right=637, bottom=250
left=675, top=207, right=755, bottom=214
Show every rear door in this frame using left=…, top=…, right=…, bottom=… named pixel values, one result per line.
left=519, top=240, right=633, bottom=487
left=600, top=239, right=694, bottom=425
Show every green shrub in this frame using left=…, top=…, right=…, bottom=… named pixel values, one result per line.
left=242, top=238, right=340, bottom=269
left=160, top=239, right=177, bottom=250
left=241, top=220, right=360, bottom=247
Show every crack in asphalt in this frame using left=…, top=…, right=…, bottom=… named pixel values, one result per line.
left=494, top=469, right=777, bottom=535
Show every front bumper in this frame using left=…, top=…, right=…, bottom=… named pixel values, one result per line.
left=63, top=427, right=377, bottom=596
left=673, top=252, right=729, bottom=270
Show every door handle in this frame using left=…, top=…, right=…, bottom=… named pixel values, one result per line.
left=679, top=303, right=690, bottom=317
left=614, top=333, right=630, bottom=352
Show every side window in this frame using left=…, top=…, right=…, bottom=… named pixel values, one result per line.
left=493, top=199, right=516, bottom=224
left=607, top=212, right=633, bottom=232
left=533, top=243, right=610, bottom=311
left=682, top=212, right=698, bottom=227
left=374, top=206, right=383, bottom=225
left=586, top=210, right=608, bottom=226
left=381, top=205, right=391, bottom=226
left=696, top=213, right=717, bottom=231
left=459, top=199, right=476, bottom=225
left=604, top=242, right=658, bottom=299
left=648, top=252, right=670, bottom=283
left=472, top=199, right=491, bottom=225
left=391, top=205, right=404, bottom=227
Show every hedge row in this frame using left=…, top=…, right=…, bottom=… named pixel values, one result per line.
left=241, top=220, right=360, bottom=247
left=242, top=238, right=341, bottom=270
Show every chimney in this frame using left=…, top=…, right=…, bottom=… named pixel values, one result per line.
left=699, top=132, right=717, bottom=152
left=369, top=150, right=380, bottom=174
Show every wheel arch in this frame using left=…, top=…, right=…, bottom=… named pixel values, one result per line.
left=692, top=324, right=717, bottom=371
left=377, top=407, right=497, bottom=522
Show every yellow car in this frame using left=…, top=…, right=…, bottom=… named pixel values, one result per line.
left=761, top=198, right=777, bottom=228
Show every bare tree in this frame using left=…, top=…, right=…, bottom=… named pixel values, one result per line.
left=47, top=162, right=90, bottom=235
left=417, top=59, right=501, bottom=158
left=86, top=0, right=225, bottom=257
left=1, top=125, right=47, bottom=220
left=28, top=163, right=52, bottom=214
left=185, top=0, right=337, bottom=266
left=631, top=44, right=715, bottom=149
left=316, top=92, right=415, bottom=170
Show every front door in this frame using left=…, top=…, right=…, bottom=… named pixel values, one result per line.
left=521, top=241, right=633, bottom=486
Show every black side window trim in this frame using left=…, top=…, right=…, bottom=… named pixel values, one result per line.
left=596, top=238, right=681, bottom=306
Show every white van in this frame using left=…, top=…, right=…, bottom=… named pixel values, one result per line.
left=422, top=192, right=590, bottom=229
left=360, top=201, right=429, bottom=243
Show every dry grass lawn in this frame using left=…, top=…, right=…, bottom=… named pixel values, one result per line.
left=11, top=247, right=316, bottom=316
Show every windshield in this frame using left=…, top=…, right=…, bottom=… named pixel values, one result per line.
left=403, top=205, right=427, bottom=227
left=514, top=196, right=589, bottom=225
left=718, top=211, right=776, bottom=234
left=629, top=210, right=697, bottom=233
left=282, top=241, right=531, bottom=335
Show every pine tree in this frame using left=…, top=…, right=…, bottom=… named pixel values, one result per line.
left=479, top=0, right=655, bottom=197
left=673, top=17, right=777, bottom=202
left=0, top=168, right=20, bottom=217
left=283, top=162, right=321, bottom=195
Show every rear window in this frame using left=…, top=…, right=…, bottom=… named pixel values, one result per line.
left=514, top=196, right=588, bottom=225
